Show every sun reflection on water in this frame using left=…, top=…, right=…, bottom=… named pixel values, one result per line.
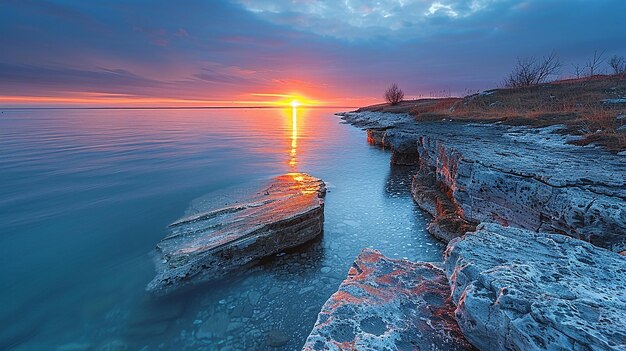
left=289, top=104, right=298, bottom=169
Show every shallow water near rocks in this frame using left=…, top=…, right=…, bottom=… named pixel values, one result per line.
left=0, top=107, right=443, bottom=350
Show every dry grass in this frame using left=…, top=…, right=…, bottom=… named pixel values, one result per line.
left=356, top=98, right=455, bottom=114
left=358, top=75, right=626, bottom=152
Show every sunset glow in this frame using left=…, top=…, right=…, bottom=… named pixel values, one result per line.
left=1, top=1, right=625, bottom=108
left=267, top=94, right=320, bottom=108
left=0, top=93, right=335, bottom=108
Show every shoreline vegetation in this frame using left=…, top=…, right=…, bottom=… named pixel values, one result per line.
left=367, top=75, right=626, bottom=152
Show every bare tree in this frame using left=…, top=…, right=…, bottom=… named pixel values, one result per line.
left=503, top=52, right=561, bottom=88
left=572, top=63, right=583, bottom=79
left=384, top=83, right=404, bottom=105
left=585, top=50, right=605, bottom=76
left=609, top=55, right=626, bottom=75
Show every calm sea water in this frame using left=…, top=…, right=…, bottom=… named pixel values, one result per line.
left=0, top=107, right=443, bottom=350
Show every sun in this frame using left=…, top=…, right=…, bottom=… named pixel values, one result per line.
left=250, top=93, right=319, bottom=107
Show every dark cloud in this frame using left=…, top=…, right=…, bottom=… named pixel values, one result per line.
left=0, top=64, right=160, bottom=93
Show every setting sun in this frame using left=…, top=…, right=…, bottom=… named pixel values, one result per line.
left=252, top=93, right=320, bottom=107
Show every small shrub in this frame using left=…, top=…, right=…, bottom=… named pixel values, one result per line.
left=585, top=50, right=605, bottom=76
left=609, top=55, right=626, bottom=75
left=572, top=64, right=583, bottom=79
left=384, top=83, right=404, bottom=105
left=503, top=52, right=561, bottom=88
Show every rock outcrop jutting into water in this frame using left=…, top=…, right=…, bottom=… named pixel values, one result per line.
left=147, top=173, right=326, bottom=295
left=339, top=111, right=626, bottom=251
left=302, top=248, right=475, bottom=351
left=444, top=223, right=626, bottom=350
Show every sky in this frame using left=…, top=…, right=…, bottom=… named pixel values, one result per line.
left=1, top=0, right=625, bottom=107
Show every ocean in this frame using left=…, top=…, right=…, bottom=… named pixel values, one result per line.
left=0, top=107, right=443, bottom=350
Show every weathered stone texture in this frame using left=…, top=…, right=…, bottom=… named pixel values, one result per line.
left=147, top=173, right=326, bottom=295
left=444, top=223, right=626, bottom=351
left=339, top=111, right=626, bottom=251
left=302, top=248, right=475, bottom=351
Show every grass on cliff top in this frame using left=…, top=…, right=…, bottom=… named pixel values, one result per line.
left=358, top=75, right=626, bottom=152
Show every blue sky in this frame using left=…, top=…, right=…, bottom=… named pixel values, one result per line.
left=1, top=0, right=625, bottom=106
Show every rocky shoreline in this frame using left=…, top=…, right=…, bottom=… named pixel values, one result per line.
left=142, top=110, right=625, bottom=349
left=300, top=111, right=625, bottom=350
left=338, top=111, right=625, bottom=251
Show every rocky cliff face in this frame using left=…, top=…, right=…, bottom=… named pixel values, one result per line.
left=147, top=173, right=326, bottom=295
left=444, top=223, right=626, bottom=350
left=302, top=248, right=474, bottom=351
left=339, top=111, right=626, bottom=252
left=308, top=112, right=626, bottom=350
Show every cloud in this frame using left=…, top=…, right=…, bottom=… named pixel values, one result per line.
left=191, top=62, right=259, bottom=84
left=425, top=3, right=459, bottom=17
left=232, top=0, right=502, bottom=39
left=0, top=64, right=159, bottom=89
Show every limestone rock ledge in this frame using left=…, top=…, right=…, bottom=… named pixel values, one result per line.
left=444, top=223, right=626, bottom=350
left=338, top=111, right=626, bottom=251
left=147, top=173, right=326, bottom=295
left=302, top=248, right=475, bottom=351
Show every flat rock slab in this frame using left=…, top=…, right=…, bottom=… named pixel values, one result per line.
left=302, top=248, right=474, bottom=351
left=444, top=223, right=626, bottom=350
left=147, top=173, right=326, bottom=295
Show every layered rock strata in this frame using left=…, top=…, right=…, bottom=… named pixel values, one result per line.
left=302, top=248, right=475, bottom=351
left=147, top=173, right=326, bottom=295
left=339, top=111, right=626, bottom=251
left=444, top=223, right=626, bottom=350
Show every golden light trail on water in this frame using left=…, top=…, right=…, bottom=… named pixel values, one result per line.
left=289, top=102, right=298, bottom=169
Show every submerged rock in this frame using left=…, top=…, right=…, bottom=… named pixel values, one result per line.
left=444, top=223, right=626, bottom=350
left=302, top=248, right=474, bottom=351
left=267, top=329, right=290, bottom=348
left=147, top=173, right=326, bottom=295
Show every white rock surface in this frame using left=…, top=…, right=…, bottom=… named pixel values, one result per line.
left=303, top=249, right=474, bottom=351
left=444, top=223, right=626, bottom=350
